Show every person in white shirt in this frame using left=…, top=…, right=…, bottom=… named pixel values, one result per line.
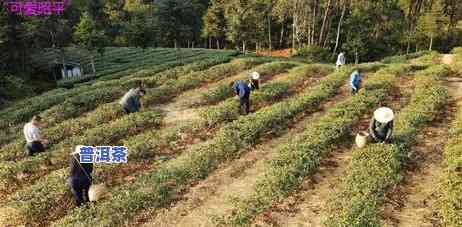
left=336, top=52, right=346, bottom=70
left=23, top=115, right=49, bottom=156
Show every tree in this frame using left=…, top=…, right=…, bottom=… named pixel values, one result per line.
left=74, top=12, right=107, bottom=75
left=441, top=0, right=462, bottom=47
left=417, top=1, right=446, bottom=51
left=122, top=8, right=157, bottom=53
left=333, top=0, right=349, bottom=56
left=224, top=0, right=264, bottom=52
left=155, top=0, right=200, bottom=48
left=203, top=0, right=227, bottom=49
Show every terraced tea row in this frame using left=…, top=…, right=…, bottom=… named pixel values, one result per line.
left=49, top=63, right=382, bottom=226
left=0, top=58, right=261, bottom=157
left=222, top=64, right=412, bottom=225
left=0, top=52, right=237, bottom=134
left=436, top=105, right=462, bottom=225
left=0, top=62, right=315, bottom=226
left=0, top=59, right=284, bottom=196
left=325, top=65, right=450, bottom=226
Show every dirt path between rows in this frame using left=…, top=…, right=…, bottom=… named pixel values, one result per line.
left=140, top=79, right=353, bottom=227
left=380, top=54, right=461, bottom=227
left=381, top=106, right=453, bottom=227
left=252, top=74, right=415, bottom=227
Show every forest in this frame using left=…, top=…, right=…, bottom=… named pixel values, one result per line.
left=0, top=0, right=461, bottom=80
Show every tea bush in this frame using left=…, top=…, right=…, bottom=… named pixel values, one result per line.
left=52, top=66, right=358, bottom=226
left=1, top=58, right=262, bottom=168
left=224, top=64, right=409, bottom=225
left=0, top=58, right=256, bottom=151
left=199, top=61, right=299, bottom=105
left=380, top=51, right=432, bottom=64
left=324, top=65, right=450, bottom=227
left=436, top=104, right=462, bottom=225
left=0, top=54, right=236, bottom=134
left=5, top=63, right=333, bottom=226
left=451, top=47, right=462, bottom=75
left=0, top=110, right=163, bottom=194
left=200, top=64, right=334, bottom=126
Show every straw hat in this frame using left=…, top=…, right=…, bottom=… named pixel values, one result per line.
left=374, top=107, right=394, bottom=123
left=251, top=72, right=260, bottom=80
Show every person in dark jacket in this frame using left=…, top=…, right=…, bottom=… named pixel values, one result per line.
left=119, top=87, right=146, bottom=114
left=69, top=146, right=93, bottom=207
left=369, top=107, right=394, bottom=143
left=231, top=72, right=260, bottom=115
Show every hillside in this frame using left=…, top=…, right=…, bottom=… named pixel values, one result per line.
left=0, top=48, right=461, bottom=227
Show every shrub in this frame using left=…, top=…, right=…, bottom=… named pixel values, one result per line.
left=223, top=64, right=408, bottom=225
left=200, top=64, right=334, bottom=126
left=411, top=51, right=441, bottom=65
left=295, top=45, right=333, bottom=63
left=0, top=63, right=330, bottom=226
left=324, top=65, right=450, bottom=227
left=436, top=106, right=462, bottom=225
left=0, top=51, right=236, bottom=132
left=0, top=110, right=162, bottom=194
left=451, top=47, right=462, bottom=75
left=380, top=51, right=432, bottom=64
left=199, top=61, right=298, bottom=105
left=52, top=66, right=357, bottom=226
left=0, top=57, right=250, bottom=149
left=0, top=75, right=35, bottom=100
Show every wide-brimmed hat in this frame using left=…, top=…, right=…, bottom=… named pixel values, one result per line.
left=251, top=72, right=260, bottom=80
left=374, top=107, right=394, bottom=123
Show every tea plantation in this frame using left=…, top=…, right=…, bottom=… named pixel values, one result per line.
left=0, top=47, right=461, bottom=227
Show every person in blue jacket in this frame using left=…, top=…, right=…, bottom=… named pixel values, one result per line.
left=350, top=69, right=362, bottom=94
left=230, top=72, right=260, bottom=115
left=119, top=86, right=146, bottom=114
left=69, top=146, right=93, bottom=207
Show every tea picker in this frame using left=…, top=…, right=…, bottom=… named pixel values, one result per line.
left=355, top=107, right=394, bottom=148
left=119, top=85, right=146, bottom=114
left=369, top=107, right=394, bottom=143
left=69, top=146, right=93, bottom=207
left=230, top=72, right=261, bottom=115
left=350, top=69, right=362, bottom=94
left=23, top=115, right=49, bottom=156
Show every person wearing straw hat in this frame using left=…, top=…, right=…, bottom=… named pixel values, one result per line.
left=350, top=69, right=362, bottom=94
left=230, top=72, right=261, bottom=115
left=69, top=145, right=93, bottom=207
left=369, top=107, right=394, bottom=143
